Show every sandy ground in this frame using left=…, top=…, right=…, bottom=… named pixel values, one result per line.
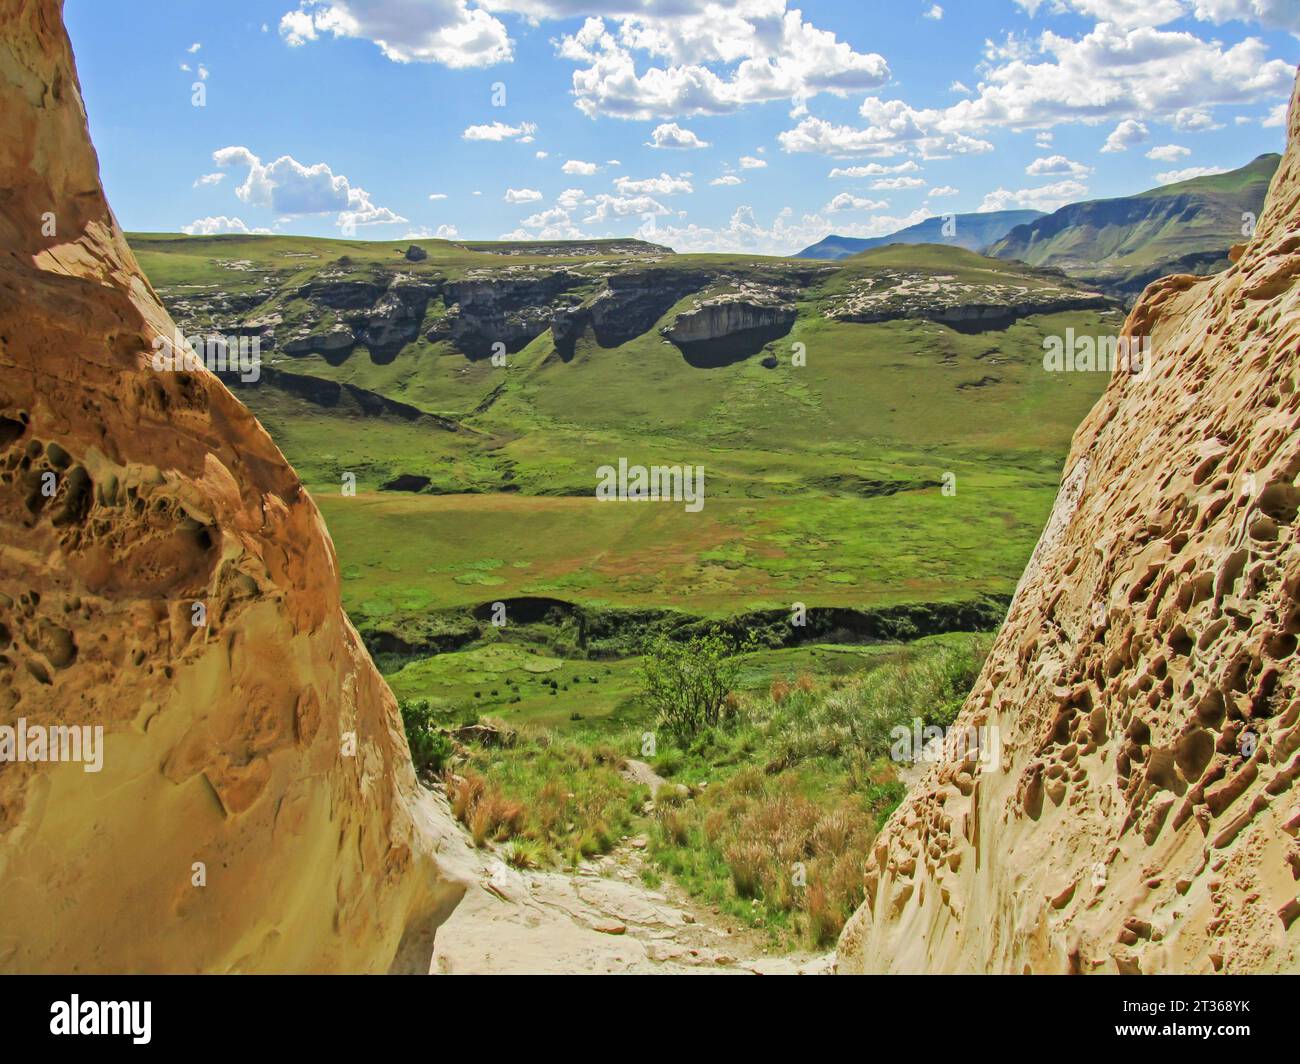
left=424, top=761, right=834, bottom=975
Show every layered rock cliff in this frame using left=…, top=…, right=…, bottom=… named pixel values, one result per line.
left=661, top=291, right=797, bottom=347
left=0, top=0, right=463, bottom=972
left=839, top=72, right=1300, bottom=974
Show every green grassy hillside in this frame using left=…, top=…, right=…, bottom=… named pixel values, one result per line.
left=795, top=210, right=1045, bottom=260
left=988, top=154, right=1280, bottom=300
left=132, top=231, right=1116, bottom=730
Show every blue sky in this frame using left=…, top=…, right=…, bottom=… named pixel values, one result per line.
left=65, top=0, right=1298, bottom=254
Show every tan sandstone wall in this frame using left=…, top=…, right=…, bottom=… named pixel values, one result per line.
left=0, top=0, right=464, bottom=973
left=839, top=70, right=1300, bottom=975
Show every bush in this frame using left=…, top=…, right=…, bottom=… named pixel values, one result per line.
left=399, top=698, right=453, bottom=779
left=762, top=636, right=992, bottom=772
left=641, top=628, right=747, bottom=741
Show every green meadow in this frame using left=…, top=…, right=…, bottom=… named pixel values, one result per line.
left=135, top=232, right=1115, bottom=736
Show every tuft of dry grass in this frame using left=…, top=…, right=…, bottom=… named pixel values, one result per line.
left=651, top=769, right=881, bottom=946
left=446, top=732, right=645, bottom=865
left=448, top=771, right=526, bottom=847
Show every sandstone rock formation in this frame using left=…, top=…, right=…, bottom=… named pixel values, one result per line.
left=838, top=71, right=1300, bottom=974
left=0, top=0, right=463, bottom=972
left=661, top=293, right=797, bottom=346
left=551, top=268, right=712, bottom=356
left=825, top=263, right=1112, bottom=332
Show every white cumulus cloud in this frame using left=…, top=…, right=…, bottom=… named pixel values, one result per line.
left=212, top=145, right=405, bottom=230
left=279, top=0, right=512, bottom=68
left=1026, top=154, right=1092, bottom=177
left=614, top=172, right=694, bottom=195
left=979, top=178, right=1088, bottom=212
left=182, top=216, right=272, bottom=236
left=645, top=122, right=711, bottom=150
left=462, top=120, right=537, bottom=142
left=1145, top=144, right=1191, bottom=161
left=1154, top=164, right=1228, bottom=183
left=825, top=193, right=890, bottom=211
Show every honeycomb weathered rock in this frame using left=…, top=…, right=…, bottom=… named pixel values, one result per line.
left=839, top=68, right=1300, bottom=975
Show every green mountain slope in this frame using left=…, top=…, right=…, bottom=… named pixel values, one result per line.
left=795, top=210, right=1045, bottom=260
left=987, top=154, right=1281, bottom=300
left=130, top=232, right=1118, bottom=665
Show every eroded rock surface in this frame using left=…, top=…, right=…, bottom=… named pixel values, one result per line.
left=0, top=0, right=463, bottom=973
left=662, top=290, right=797, bottom=346
left=838, top=71, right=1300, bottom=975
left=825, top=268, right=1111, bottom=332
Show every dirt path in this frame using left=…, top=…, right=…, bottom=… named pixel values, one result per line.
left=422, top=781, right=833, bottom=975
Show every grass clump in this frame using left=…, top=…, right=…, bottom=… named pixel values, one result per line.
left=445, top=726, right=647, bottom=865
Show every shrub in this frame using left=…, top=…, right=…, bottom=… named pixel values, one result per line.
left=641, top=628, right=747, bottom=741
left=399, top=698, right=453, bottom=779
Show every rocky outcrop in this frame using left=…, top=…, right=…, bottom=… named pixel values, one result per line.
left=280, top=273, right=439, bottom=356
left=826, top=269, right=1112, bottom=332
left=362, top=275, right=439, bottom=351
left=0, top=0, right=463, bottom=972
left=551, top=269, right=713, bottom=356
left=661, top=293, right=796, bottom=346
left=434, top=270, right=587, bottom=358
left=282, top=320, right=356, bottom=355
left=838, top=71, right=1300, bottom=975
left=296, top=276, right=388, bottom=310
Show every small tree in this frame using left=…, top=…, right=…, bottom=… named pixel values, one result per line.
left=641, top=628, right=745, bottom=741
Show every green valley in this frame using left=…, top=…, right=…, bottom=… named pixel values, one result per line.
left=133, top=231, right=1118, bottom=944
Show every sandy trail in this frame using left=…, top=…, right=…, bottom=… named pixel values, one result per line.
left=421, top=780, right=832, bottom=976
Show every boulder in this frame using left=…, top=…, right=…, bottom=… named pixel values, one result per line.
left=0, top=0, right=465, bottom=973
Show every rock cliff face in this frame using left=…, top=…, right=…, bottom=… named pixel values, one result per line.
left=825, top=268, right=1112, bottom=332
left=838, top=71, right=1300, bottom=974
left=551, top=268, right=713, bottom=356
left=0, top=0, right=462, bottom=972
left=437, top=270, right=586, bottom=357
left=661, top=293, right=797, bottom=346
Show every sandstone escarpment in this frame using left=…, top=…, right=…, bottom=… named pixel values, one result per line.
left=838, top=71, right=1300, bottom=975
left=551, top=268, right=713, bottom=356
left=661, top=292, right=797, bottom=346
left=0, top=0, right=463, bottom=972
left=825, top=266, right=1111, bottom=332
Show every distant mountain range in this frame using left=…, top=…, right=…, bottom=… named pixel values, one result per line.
left=986, top=154, right=1280, bottom=299
left=796, top=153, right=1282, bottom=302
left=795, top=210, right=1043, bottom=260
